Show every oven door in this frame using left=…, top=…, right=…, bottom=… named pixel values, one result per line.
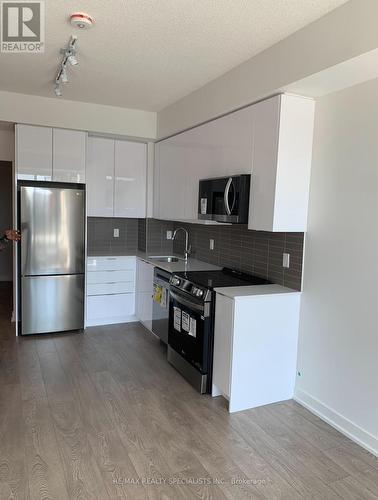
left=168, top=287, right=212, bottom=376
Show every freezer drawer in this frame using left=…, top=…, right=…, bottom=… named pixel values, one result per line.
left=21, top=275, right=84, bottom=335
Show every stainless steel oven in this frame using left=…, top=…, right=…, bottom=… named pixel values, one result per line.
left=168, top=268, right=270, bottom=394
left=168, top=276, right=213, bottom=393
left=198, top=174, right=251, bottom=223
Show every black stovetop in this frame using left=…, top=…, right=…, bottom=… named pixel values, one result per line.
left=175, top=268, right=271, bottom=290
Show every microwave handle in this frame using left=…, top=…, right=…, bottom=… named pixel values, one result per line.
left=224, top=177, right=236, bottom=215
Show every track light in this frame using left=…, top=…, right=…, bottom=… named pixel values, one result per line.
left=54, top=83, right=62, bottom=97
left=61, top=68, right=68, bottom=83
left=67, top=52, right=78, bottom=66
left=53, top=35, right=79, bottom=97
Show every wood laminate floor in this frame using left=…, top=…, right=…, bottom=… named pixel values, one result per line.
left=1, top=282, right=378, bottom=499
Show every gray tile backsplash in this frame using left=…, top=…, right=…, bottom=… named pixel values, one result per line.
left=145, top=219, right=174, bottom=255
left=138, top=218, right=147, bottom=252
left=87, top=217, right=138, bottom=255
left=88, top=217, right=304, bottom=290
left=171, top=221, right=304, bottom=290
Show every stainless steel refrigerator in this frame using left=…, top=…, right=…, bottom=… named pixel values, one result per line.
left=20, top=185, right=85, bottom=335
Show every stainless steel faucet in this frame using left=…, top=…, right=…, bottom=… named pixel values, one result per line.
left=172, top=227, right=191, bottom=261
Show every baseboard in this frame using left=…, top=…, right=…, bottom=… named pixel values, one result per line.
left=294, top=388, right=378, bottom=457
left=86, top=315, right=138, bottom=327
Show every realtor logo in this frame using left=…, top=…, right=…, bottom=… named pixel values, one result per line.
left=1, top=1, right=45, bottom=52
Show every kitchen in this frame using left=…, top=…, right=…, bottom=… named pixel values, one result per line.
left=0, top=1, right=378, bottom=499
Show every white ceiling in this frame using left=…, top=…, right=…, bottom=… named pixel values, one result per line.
left=0, top=0, right=348, bottom=111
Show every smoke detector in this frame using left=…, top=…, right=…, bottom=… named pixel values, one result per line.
left=70, top=12, right=94, bottom=30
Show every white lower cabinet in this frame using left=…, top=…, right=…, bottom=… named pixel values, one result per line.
left=212, top=287, right=301, bottom=413
left=86, top=256, right=136, bottom=326
left=135, top=258, right=154, bottom=331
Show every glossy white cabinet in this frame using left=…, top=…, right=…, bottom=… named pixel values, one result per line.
left=86, top=137, right=114, bottom=217
left=154, top=94, right=314, bottom=231
left=16, top=124, right=53, bottom=180
left=87, top=136, right=147, bottom=218
left=16, top=124, right=87, bottom=183
left=154, top=107, right=254, bottom=221
left=155, top=140, right=186, bottom=220
left=86, top=256, right=136, bottom=326
left=53, top=128, right=86, bottom=183
left=248, top=94, right=315, bottom=232
left=114, top=140, right=147, bottom=218
left=135, top=258, right=154, bottom=331
left=213, top=287, right=301, bottom=413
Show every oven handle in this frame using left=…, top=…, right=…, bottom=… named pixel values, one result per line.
left=170, top=290, right=204, bottom=313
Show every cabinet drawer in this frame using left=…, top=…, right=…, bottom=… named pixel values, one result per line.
left=87, top=293, right=135, bottom=325
left=87, top=282, right=135, bottom=296
left=87, top=256, right=136, bottom=272
left=87, top=270, right=134, bottom=284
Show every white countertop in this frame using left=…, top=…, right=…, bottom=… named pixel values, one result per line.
left=136, top=252, right=221, bottom=273
left=88, top=251, right=221, bottom=273
left=214, top=284, right=300, bottom=299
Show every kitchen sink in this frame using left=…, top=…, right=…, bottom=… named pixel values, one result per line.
left=148, top=255, right=185, bottom=263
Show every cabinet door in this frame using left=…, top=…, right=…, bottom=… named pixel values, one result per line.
left=86, top=137, right=114, bottom=217
left=178, top=107, right=255, bottom=219
left=154, top=106, right=254, bottom=221
left=53, top=128, right=86, bottom=183
left=248, top=96, right=280, bottom=232
left=155, top=139, right=186, bottom=220
left=135, top=259, right=154, bottom=330
left=17, top=124, right=52, bottom=180
left=114, top=140, right=147, bottom=218
left=248, top=94, right=314, bottom=232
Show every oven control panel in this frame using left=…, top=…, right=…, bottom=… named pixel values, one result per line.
left=170, top=275, right=208, bottom=301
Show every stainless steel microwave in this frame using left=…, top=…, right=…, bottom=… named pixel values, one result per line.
left=198, top=174, right=251, bottom=223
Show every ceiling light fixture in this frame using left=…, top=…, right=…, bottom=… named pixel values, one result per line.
left=53, top=12, right=93, bottom=97
left=54, top=83, right=62, bottom=97
left=61, top=68, right=68, bottom=84
left=67, top=52, right=78, bottom=66
left=53, top=35, right=78, bottom=97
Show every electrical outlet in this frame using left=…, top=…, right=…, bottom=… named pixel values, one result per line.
left=113, top=228, right=119, bottom=238
left=282, top=252, right=290, bottom=268
left=209, top=239, right=215, bottom=250
left=166, top=230, right=172, bottom=240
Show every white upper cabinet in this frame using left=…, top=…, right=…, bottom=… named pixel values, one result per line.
left=52, top=128, right=86, bottom=183
left=248, top=94, right=315, bottom=232
left=154, top=106, right=254, bottom=220
left=114, top=140, right=147, bottom=218
left=87, top=136, right=147, bottom=218
left=155, top=139, right=187, bottom=220
left=16, top=124, right=87, bottom=183
left=86, top=136, right=114, bottom=217
left=154, top=94, right=314, bottom=230
left=17, top=124, right=53, bottom=180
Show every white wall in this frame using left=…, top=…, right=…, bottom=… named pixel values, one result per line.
left=158, top=0, right=378, bottom=138
left=0, top=128, right=15, bottom=162
left=295, top=77, right=378, bottom=456
left=0, top=91, right=157, bottom=140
